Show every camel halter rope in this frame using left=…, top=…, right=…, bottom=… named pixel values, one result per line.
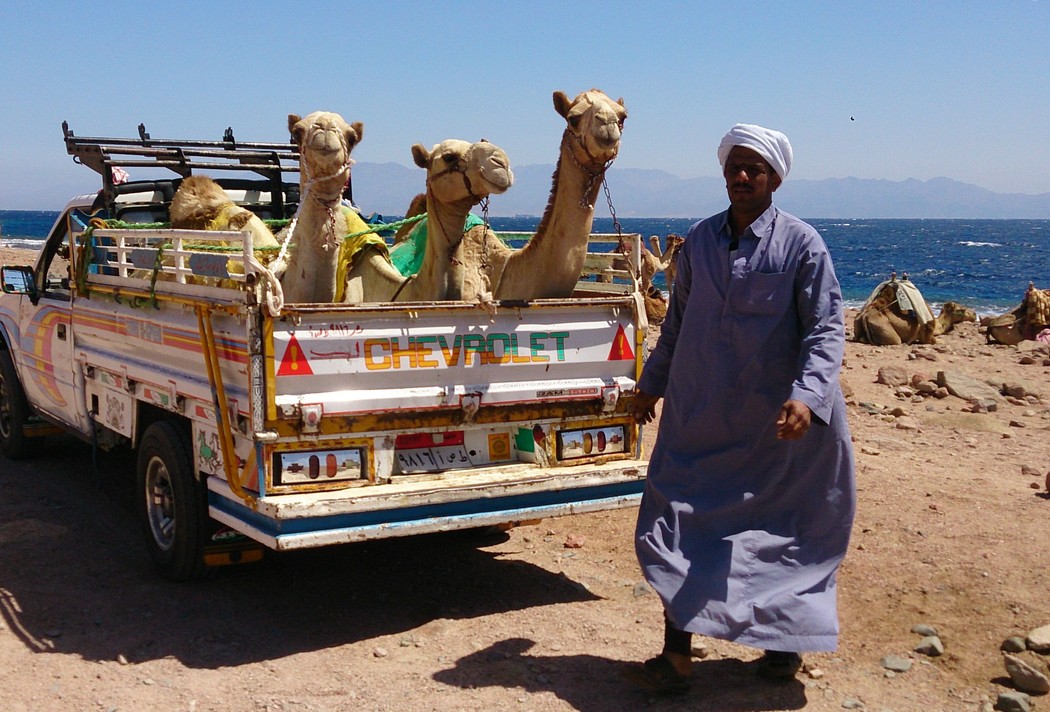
left=390, top=159, right=485, bottom=302
left=566, top=125, right=638, bottom=284
left=427, top=153, right=498, bottom=313
left=257, top=150, right=353, bottom=315
left=277, top=153, right=355, bottom=264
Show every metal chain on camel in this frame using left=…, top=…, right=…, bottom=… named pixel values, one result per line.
left=604, top=177, right=638, bottom=282
left=474, top=196, right=500, bottom=317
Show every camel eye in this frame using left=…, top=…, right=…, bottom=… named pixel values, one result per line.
left=567, top=114, right=582, bottom=130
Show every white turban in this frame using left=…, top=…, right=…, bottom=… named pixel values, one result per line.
left=717, top=123, right=793, bottom=180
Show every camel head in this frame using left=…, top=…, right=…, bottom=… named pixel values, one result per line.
left=941, top=301, right=977, bottom=326
left=288, top=111, right=364, bottom=197
left=411, top=139, right=514, bottom=206
left=553, top=89, right=627, bottom=167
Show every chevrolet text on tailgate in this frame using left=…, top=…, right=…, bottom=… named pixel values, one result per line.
left=0, top=123, right=649, bottom=580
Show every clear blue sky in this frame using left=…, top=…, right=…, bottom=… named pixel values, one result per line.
left=2, top=0, right=1048, bottom=210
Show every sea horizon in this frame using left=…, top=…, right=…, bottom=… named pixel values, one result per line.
left=2, top=209, right=1046, bottom=317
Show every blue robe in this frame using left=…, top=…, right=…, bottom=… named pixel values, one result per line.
left=635, top=204, right=855, bottom=653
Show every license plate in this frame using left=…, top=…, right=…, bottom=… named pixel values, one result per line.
left=396, top=445, right=471, bottom=473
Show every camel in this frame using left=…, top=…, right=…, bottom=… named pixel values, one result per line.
left=458, top=89, right=627, bottom=302
left=609, top=235, right=683, bottom=325
left=343, top=138, right=513, bottom=302
left=275, top=111, right=367, bottom=303
left=651, top=233, right=685, bottom=293
left=169, top=175, right=280, bottom=264
left=640, top=234, right=684, bottom=324
left=853, top=274, right=976, bottom=345
left=161, top=174, right=279, bottom=286
left=982, top=282, right=1050, bottom=345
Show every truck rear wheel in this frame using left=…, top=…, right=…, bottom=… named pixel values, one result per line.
left=137, top=420, right=208, bottom=580
left=0, top=350, right=30, bottom=460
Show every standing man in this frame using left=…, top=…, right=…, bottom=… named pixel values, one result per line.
left=625, top=124, right=855, bottom=695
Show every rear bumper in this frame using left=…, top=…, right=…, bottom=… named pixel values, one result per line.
left=206, top=460, right=647, bottom=550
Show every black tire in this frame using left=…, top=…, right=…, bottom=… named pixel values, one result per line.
left=0, top=350, right=30, bottom=460
left=137, top=420, right=208, bottom=580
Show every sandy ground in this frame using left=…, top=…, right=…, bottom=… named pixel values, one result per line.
left=2, top=243, right=1049, bottom=711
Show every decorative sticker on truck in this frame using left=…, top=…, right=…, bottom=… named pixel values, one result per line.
left=275, top=323, right=635, bottom=377
left=20, top=307, right=70, bottom=407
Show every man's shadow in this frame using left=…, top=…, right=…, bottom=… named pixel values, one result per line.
left=433, top=637, right=807, bottom=711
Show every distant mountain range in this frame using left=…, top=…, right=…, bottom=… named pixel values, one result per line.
left=349, top=163, right=1050, bottom=219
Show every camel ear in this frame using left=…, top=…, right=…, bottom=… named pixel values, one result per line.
left=553, top=91, right=572, bottom=118
left=349, top=121, right=364, bottom=144
left=618, top=97, right=625, bottom=107
left=411, top=143, right=431, bottom=169
left=287, top=114, right=303, bottom=145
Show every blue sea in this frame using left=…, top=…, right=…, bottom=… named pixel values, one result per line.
left=2, top=210, right=1046, bottom=316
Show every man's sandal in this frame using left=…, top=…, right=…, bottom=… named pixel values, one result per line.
left=755, top=650, right=803, bottom=679
left=621, top=654, right=690, bottom=695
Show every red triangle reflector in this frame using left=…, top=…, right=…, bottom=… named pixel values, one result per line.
left=607, top=324, right=635, bottom=361
left=277, top=334, right=314, bottom=376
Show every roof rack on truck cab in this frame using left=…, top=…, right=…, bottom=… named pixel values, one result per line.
left=61, top=121, right=308, bottom=221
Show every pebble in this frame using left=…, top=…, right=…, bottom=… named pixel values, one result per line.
left=911, top=623, right=938, bottom=636
left=1001, top=637, right=1027, bottom=653
left=373, top=646, right=389, bottom=658
left=894, top=416, right=920, bottom=431
left=995, top=691, right=1032, bottom=712
left=1003, top=653, right=1050, bottom=694
left=841, top=698, right=865, bottom=709
left=914, top=635, right=944, bottom=656
left=877, top=365, right=910, bottom=387
left=1026, top=623, right=1050, bottom=652
left=880, top=654, right=912, bottom=672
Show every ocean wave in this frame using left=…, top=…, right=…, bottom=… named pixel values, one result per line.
left=957, top=240, right=1002, bottom=247
left=0, top=237, right=45, bottom=250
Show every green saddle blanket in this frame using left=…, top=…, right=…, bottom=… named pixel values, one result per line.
left=389, top=213, right=486, bottom=276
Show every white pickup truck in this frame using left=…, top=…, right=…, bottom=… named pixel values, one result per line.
left=0, top=124, right=649, bottom=579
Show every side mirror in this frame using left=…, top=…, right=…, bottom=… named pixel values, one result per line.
left=1, top=266, right=39, bottom=303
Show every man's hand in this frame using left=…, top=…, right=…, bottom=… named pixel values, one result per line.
left=776, top=399, right=812, bottom=440
left=632, top=390, right=661, bottom=424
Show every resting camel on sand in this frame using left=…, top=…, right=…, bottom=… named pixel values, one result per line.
left=459, top=89, right=628, bottom=302
left=853, top=274, right=976, bottom=345
left=982, top=282, right=1050, bottom=345
left=343, top=138, right=513, bottom=302
left=275, top=111, right=366, bottom=303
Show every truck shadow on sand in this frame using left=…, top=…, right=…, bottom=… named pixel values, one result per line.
left=0, top=440, right=600, bottom=669
left=433, top=638, right=807, bottom=712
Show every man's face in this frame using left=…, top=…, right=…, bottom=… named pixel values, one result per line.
left=723, top=145, right=781, bottom=214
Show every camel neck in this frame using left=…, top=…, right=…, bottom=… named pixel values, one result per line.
left=532, top=134, right=602, bottom=245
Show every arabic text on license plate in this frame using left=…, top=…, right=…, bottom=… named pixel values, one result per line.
left=397, top=445, right=471, bottom=473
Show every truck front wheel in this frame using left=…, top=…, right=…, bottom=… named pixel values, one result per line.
left=137, top=421, right=208, bottom=580
left=0, top=350, right=30, bottom=459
